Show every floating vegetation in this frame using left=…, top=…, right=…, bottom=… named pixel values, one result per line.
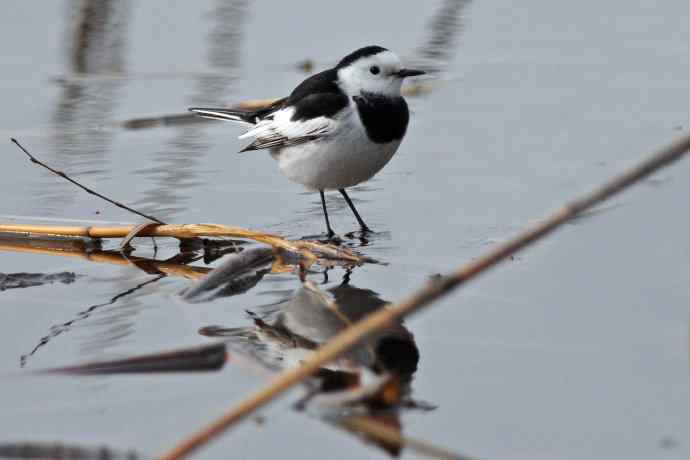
left=0, top=222, right=370, bottom=265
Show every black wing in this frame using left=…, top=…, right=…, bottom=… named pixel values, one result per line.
left=287, top=68, right=341, bottom=104
left=190, top=67, right=346, bottom=125
left=285, top=68, right=350, bottom=121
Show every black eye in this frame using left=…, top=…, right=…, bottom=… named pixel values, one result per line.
left=369, top=65, right=380, bottom=75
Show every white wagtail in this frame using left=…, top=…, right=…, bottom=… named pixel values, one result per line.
left=190, top=45, right=425, bottom=238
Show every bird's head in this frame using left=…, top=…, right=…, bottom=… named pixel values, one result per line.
left=335, top=45, right=425, bottom=98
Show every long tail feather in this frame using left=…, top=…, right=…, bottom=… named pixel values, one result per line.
left=188, top=107, right=256, bottom=124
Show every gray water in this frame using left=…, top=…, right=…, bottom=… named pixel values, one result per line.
left=1, top=1, right=690, bottom=459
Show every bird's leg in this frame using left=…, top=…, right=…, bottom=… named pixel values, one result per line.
left=320, top=190, right=336, bottom=238
left=339, top=188, right=372, bottom=233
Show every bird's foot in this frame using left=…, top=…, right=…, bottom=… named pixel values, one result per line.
left=326, top=233, right=343, bottom=244
left=317, top=229, right=341, bottom=244
left=297, top=231, right=341, bottom=243
left=344, top=226, right=373, bottom=243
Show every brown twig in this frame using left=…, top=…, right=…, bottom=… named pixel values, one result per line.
left=156, top=132, right=690, bottom=460
left=118, top=222, right=161, bottom=251
left=10, top=138, right=166, bottom=224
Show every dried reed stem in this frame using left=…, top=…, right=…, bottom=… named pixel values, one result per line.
left=157, top=133, right=690, bottom=460
left=0, top=223, right=366, bottom=264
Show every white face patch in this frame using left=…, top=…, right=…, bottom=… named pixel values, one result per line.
left=336, top=50, right=404, bottom=97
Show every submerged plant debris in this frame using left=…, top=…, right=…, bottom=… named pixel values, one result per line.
left=0, top=272, right=79, bottom=291
left=0, top=442, right=138, bottom=460
left=43, top=343, right=227, bottom=375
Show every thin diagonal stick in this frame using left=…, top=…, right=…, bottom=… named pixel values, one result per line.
left=10, top=138, right=166, bottom=224
left=159, top=133, right=690, bottom=460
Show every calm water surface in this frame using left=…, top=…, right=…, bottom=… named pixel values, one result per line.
left=1, top=1, right=690, bottom=459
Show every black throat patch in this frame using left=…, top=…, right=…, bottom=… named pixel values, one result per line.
left=353, top=92, right=409, bottom=144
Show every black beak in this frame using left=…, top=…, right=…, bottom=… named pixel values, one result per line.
left=395, top=68, right=426, bottom=78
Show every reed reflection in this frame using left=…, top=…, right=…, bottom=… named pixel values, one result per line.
left=11, top=232, right=428, bottom=455
left=32, top=0, right=249, bottom=358
left=6, top=234, right=213, bottom=368
left=36, top=1, right=130, bottom=215
left=133, top=0, right=248, bottom=221
left=410, top=0, right=472, bottom=76
left=20, top=273, right=165, bottom=368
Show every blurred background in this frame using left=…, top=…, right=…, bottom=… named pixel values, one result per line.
left=1, top=1, right=689, bottom=459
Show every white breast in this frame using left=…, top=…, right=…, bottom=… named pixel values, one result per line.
left=270, top=105, right=401, bottom=191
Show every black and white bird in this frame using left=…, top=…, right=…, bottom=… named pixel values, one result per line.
left=190, top=45, right=424, bottom=237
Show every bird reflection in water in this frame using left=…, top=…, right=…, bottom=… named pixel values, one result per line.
left=200, top=271, right=426, bottom=456
left=17, top=235, right=432, bottom=455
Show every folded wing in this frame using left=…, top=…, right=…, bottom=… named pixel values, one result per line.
left=238, top=92, right=347, bottom=152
